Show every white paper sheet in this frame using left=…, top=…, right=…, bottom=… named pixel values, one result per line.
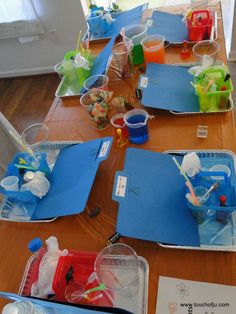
left=156, top=276, right=236, bottom=314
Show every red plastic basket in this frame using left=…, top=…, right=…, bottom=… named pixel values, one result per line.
left=187, top=10, right=214, bottom=41
left=52, top=251, right=114, bottom=306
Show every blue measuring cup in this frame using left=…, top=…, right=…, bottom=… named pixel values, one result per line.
left=124, top=109, right=149, bottom=144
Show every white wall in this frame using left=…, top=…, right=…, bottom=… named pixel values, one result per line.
left=0, top=0, right=87, bottom=77
left=228, top=0, right=236, bottom=60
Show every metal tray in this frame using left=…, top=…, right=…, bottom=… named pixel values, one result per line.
left=55, top=56, right=112, bottom=100
left=19, top=253, right=149, bottom=314
left=0, top=141, right=81, bottom=223
left=158, top=149, right=236, bottom=252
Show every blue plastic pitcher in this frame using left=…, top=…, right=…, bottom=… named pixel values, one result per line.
left=124, top=109, right=149, bottom=144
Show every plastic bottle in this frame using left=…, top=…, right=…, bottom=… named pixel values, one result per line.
left=2, top=300, right=45, bottom=314
left=29, top=236, right=68, bottom=298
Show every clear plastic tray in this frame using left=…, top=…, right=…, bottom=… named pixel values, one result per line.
left=0, top=141, right=82, bottom=223
left=158, top=149, right=236, bottom=252
left=19, top=252, right=149, bottom=314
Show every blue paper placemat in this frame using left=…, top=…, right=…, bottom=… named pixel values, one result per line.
left=112, top=148, right=200, bottom=246
left=138, top=63, right=199, bottom=112
left=32, top=137, right=112, bottom=220
left=147, top=10, right=188, bottom=43
left=88, top=4, right=148, bottom=40
left=80, top=36, right=116, bottom=93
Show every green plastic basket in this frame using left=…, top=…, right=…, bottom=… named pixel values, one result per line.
left=194, top=67, right=234, bottom=112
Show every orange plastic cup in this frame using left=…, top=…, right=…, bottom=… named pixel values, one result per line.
left=141, top=35, right=165, bottom=64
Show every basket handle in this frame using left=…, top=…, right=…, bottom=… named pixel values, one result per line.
left=191, top=10, right=209, bottom=22
left=197, top=171, right=229, bottom=185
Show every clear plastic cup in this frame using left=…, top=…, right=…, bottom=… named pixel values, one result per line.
left=192, top=40, right=220, bottom=64
left=94, top=243, right=139, bottom=297
left=141, top=34, right=165, bottom=64
left=112, top=37, right=134, bottom=79
left=21, top=123, right=49, bottom=151
left=0, top=176, right=19, bottom=191
left=80, top=90, right=109, bottom=130
left=83, top=74, right=109, bottom=91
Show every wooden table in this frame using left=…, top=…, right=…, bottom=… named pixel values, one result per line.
left=1, top=2, right=236, bottom=313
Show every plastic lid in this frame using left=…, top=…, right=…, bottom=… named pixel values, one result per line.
left=28, top=237, right=43, bottom=253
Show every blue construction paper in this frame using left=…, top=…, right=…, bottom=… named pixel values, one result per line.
left=80, top=36, right=116, bottom=93
left=0, top=292, right=133, bottom=314
left=88, top=4, right=148, bottom=40
left=147, top=10, right=188, bottom=43
left=32, top=137, right=112, bottom=220
left=113, top=148, right=200, bottom=246
left=139, top=63, right=199, bottom=112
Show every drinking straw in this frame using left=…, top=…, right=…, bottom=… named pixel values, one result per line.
left=76, top=30, right=82, bottom=52
left=172, top=157, right=200, bottom=206
left=9, top=130, right=38, bottom=163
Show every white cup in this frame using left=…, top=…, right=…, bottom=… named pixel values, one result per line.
left=0, top=176, right=19, bottom=191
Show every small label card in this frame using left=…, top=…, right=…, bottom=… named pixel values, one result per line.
left=146, top=19, right=153, bottom=27
left=156, top=276, right=236, bottom=314
left=115, top=175, right=127, bottom=198
left=140, top=76, right=149, bottom=88
left=197, top=125, right=208, bottom=138
left=98, top=141, right=110, bottom=158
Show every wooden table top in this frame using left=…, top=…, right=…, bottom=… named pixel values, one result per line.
left=1, top=2, right=236, bottom=313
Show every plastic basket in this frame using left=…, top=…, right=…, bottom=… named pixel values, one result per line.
left=194, top=67, right=234, bottom=112
left=187, top=170, right=236, bottom=224
left=187, top=9, right=214, bottom=41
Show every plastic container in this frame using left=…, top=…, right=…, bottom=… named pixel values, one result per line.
left=187, top=10, right=214, bottom=42
left=83, top=74, right=109, bottom=91
left=53, top=250, right=114, bottom=306
left=141, top=34, right=165, bottom=64
left=194, top=67, right=234, bottom=112
left=94, top=243, right=139, bottom=297
left=187, top=171, right=236, bottom=224
left=124, top=24, right=147, bottom=65
left=124, top=109, right=149, bottom=144
left=2, top=300, right=45, bottom=314
left=80, top=90, right=108, bottom=119
left=87, top=11, right=110, bottom=36
left=193, top=40, right=220, bottom=64
left=112, top=37, right=134, bottom=79
left=0, top=176, right=19, bottom=191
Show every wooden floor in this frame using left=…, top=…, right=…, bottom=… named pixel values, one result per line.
left=0, top=74, right=60, bottom=134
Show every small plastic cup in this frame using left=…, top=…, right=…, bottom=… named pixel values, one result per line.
left=80, top=90, right=109, bottom=130
left=65, top=280, right=87, bottom=304
left=94, top=243, right=139, bottom=297
left=187, top=185, right=210, bottom=223
left=80, top=90, right=108, bottom=119
left=124, top=109, right=149, bottom=144
left=192, top=40, right=220, bottom=64
left=83, top=74, right=109, bottom=91
left=112, top=37, right=134, bottom=79
left=110, top=113, right=128, bottom=138
left=141, top=34, right=165, bottom=64
left=0, top=176, right=19, bottom=191
left=54, top=61, right=64, bottom=79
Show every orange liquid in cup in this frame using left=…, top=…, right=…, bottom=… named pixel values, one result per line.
left=143, top=40, right=165, bottom=64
